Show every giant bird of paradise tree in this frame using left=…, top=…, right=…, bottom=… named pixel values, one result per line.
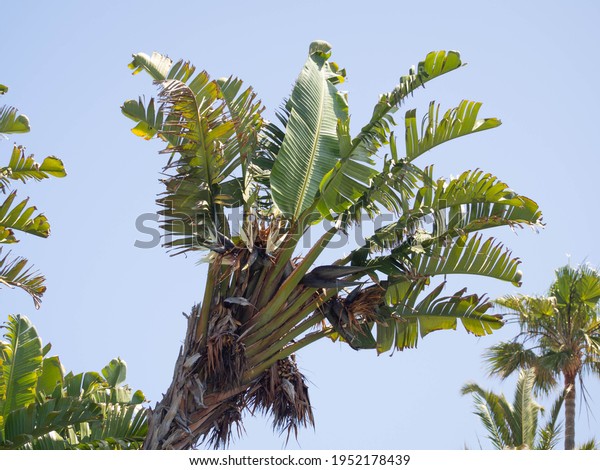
left=123, top=41, right=543, bottom=449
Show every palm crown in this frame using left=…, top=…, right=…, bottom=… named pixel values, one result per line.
left=486, top=264, right=600, bottom=449
left=123, top=41, right=543, bottom=448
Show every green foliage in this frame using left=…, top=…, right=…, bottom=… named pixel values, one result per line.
left=125, top=41, right=543, bottom=448
left=0, top=315, right=147, bottom=449
left=0, top=84, right=66, bottom=307
left=462, top=369, right=562, bottom=450
left=486, top=263, right=600, bottom=449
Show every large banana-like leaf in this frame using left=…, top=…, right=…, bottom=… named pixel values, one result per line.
left=0, top=106, right=30, bottom=135
left=0, top=249, right=46, bottom=307
left=353, top=169, right=542, bottom=257
left=343, top=146, right=424, bottom=224
left=124, top=53, right=264, bottom=252
left=406, top=235, right=523, bottom=286
left=216, top=76, right=264, bottom=168
left=3, top=397, right=102, bottom=448
left=121, top=97, right=165, bottom=141
left=36, top=356, right=64, bottom=397
left=376, top=281, right=502, bottom=352
left=0, top=315, right=43, bottom=431
left=316, top=118, right=378, bottom=216
left=76, top=404, right=147, bottom=449
left=128, top=51, right=172, bottom=80
left=405, top=100, right=501, bottom=161
left=351, top=50, right=463, bottom=157
left=22, top=431, right=70, bottom=450
left=1, top=145, right=66, bottom=186
left=271, top=41, right=348, bottom=221
left=0, top=191, right=50, bottom=239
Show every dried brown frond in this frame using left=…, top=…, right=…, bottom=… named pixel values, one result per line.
left=203, top=332, right=246, bottom=388
left=345, top=284, right=385, bottom=325
left=201, top=394, right=245, bottom=449
left=247, top=356, right=314, bottom=444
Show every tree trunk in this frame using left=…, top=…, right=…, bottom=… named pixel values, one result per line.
left=564, top=372, right=576, bottom=450
left=142, top=305, right=247, bottom=449
left=142, top=246, right=322, bottom=449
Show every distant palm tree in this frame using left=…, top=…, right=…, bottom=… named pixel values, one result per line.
left=123, top=41, right=543, bottom=449
left=486, top=264, right=600, bottom=449
left=462, top=369, right=564, bottom=449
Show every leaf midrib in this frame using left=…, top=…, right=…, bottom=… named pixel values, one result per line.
left=293, top=65, right=327, bottom=221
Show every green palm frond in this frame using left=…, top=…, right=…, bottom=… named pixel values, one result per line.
left=121, top=97, right=165, bottom=141
left=124, top=53, right=265, bottom=253
left=23, top=431, right=70, bottom=450
left=271, top=41, right=348, bottom=222
left=512, top=368, right=540, bottom=448
left=536, top=388, right=565, bottom=449
left=0, top=249, right=46, bottom=308
left=343, top=149, right=424, bottom=224
left=461, top=382, right=511, bottom=449
left=577, top=438, right=598, bottom=450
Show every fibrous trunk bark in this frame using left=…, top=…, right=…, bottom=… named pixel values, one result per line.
left=142, top=305, right=246, bottom=449
left=564, top=372, right=576, bottom=450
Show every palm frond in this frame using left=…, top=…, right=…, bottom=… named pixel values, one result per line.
left=512, top=369, right=541, bottom=448
left=461, top=382, right=510, bottom=450
left=536, top=387, right=565, bottom=449
left=316, top=118, right=378, bottom=217
left=407, top=235, right=524, bottom=286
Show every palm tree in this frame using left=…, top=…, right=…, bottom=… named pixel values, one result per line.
left=123, top=41, right=543, bottom=449
left=462, top=369, right=565, bottom=449
left=0, top=315, right=147, bottom=449
left=486, top=264, right=600, bottom=449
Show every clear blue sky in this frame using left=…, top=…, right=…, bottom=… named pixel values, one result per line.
left=2, top=0, right=599, bottom=449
